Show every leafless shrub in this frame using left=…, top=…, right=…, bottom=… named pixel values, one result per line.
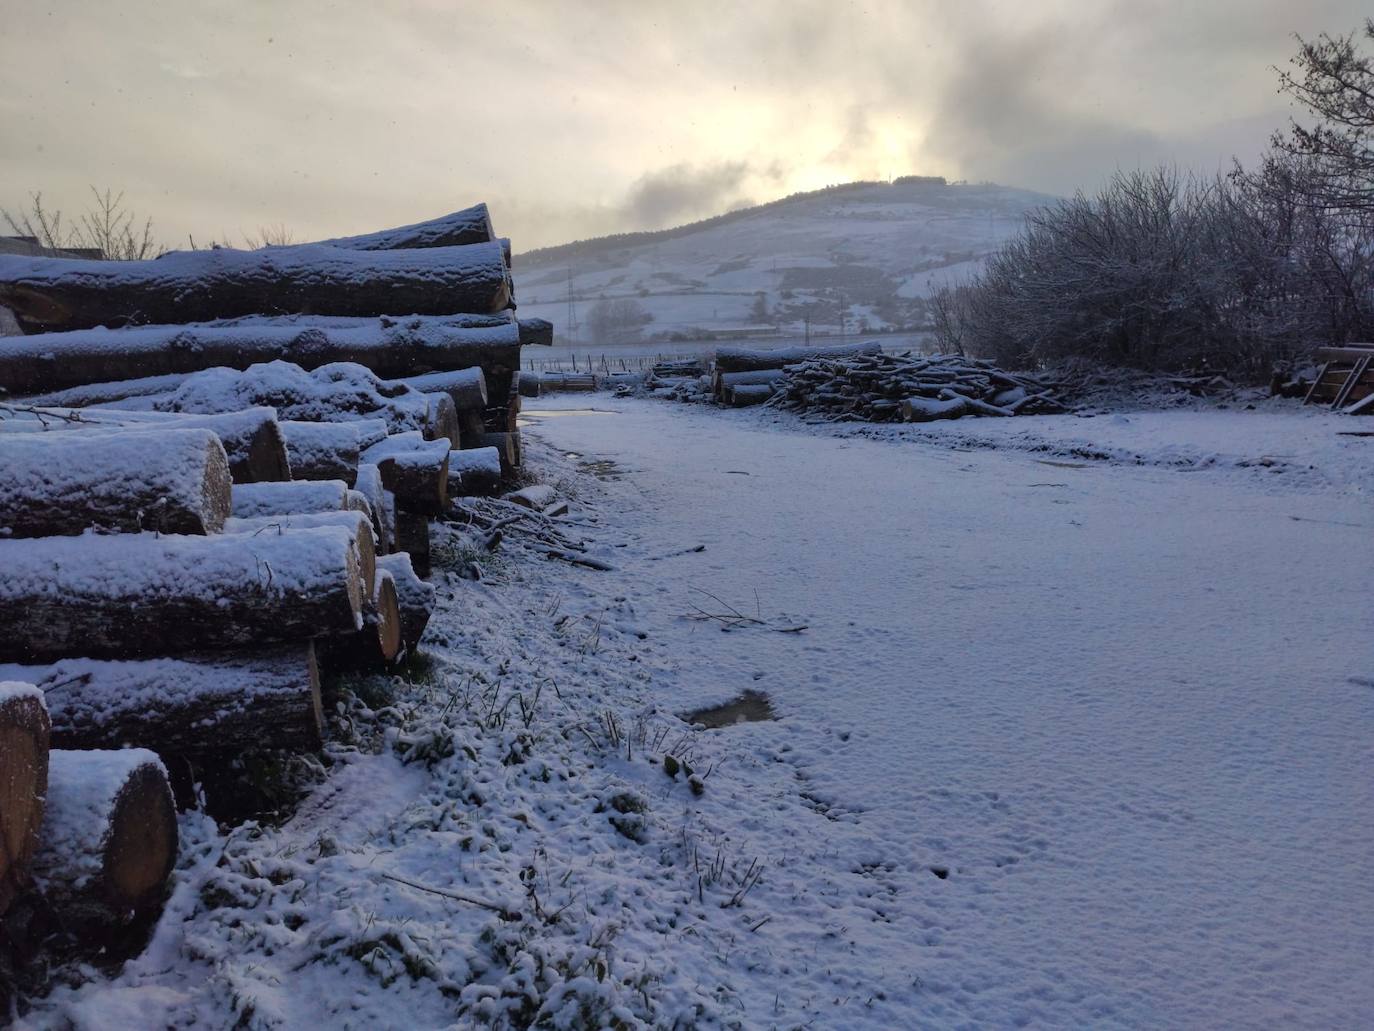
left=2, top=187, right=160, bottom=259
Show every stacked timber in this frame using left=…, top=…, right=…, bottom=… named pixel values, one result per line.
left=522, top=370, right=598, bottom=395
left=774, top=352, right=1066, bottom=421
left=710, top=341, right=882, bottom=404
left=0, top=206, right=546, bottom=953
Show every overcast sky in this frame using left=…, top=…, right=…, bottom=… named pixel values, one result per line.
left=1, top=1, right=1368, bottom=251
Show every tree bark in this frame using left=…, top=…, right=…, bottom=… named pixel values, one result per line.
left=279, top=421, right=362, bottom=484
left=448, top=446, right=503, bottom=496
left=1, top=406, right=290, bottom=483
left=376, top=554, right=436, bottom=653
left=230, top=479, right=349, bottom=518
left=399, top=367, right=488, bottom=413
left=223, top=510, right=377, bottom=601
left=0, top=645, right=323, bottom=757
left=0, top=427, right=231, bottom=537
left=362, top=432, right=450, bottom=514
left=0, top=315, right=521, bottom=396
left=31, top=749, right=177, bottom=934
left=517, top=317, right=554, bottom=347
left=0, top=684, right=49, bottom=918
left=0, top=527, right=365, bottom=663
left=0, top=241, right=512, bottom=335
left=713, top=340, right=881, bottom=373
left=308, top=203, right=495, bottom=251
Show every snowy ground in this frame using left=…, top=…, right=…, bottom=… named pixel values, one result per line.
left=18, top=398, right=1373, bottom=1029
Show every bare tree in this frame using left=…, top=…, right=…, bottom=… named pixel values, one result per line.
left=586, top=298, right=654, bottom=345
left=2, top=187, right=160, bottom=259
left=1274, top=19, right=1374, bottom=226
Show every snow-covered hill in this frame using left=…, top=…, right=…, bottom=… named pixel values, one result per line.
left=513, top=178, right=1055, bottom=343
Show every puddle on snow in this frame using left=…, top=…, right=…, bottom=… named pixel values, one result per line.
left=682, top=690, right=776, bottom=729
left=521, top=409, right=618, bottom=418
left=578, top=458, right=623, bottom=481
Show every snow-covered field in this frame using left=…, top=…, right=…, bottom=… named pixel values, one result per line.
left=19, top=398, right=1373, bottom=1029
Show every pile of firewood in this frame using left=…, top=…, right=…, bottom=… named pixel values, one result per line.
left=0, top=203, right=539, bottom=950
left=711, top=341, right=882, bottom=405
left=766, top=350, right=1065, bottom=421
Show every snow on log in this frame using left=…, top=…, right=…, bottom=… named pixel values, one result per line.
left=0, top=241, right=512, bottom=335
left=0, top=314, right=521, bottom=396
left=448, top=446, right=503, bottom=496
left=352, top=464, right=393, bottom=553
left=0, top=427, right=231, bottom=537
left=31, top=749, right=177, bottom=932
left=518, top=318, right=554, bottom=347
left=308, top=203, right=495, bottom=251
left=399, top=367, right=487, bottom=413
left=223, top=509, right=378, bottom=601
left=902, top=396, right=970, bottom=421
left=504, top=484, right=557, bottom=510
left=395, top=510, right=431, bottom=580
left=361, top=431, right=450, bottom=514
left=0, top=683, right=49, bottom=917
left=713, top=340, right=881, bottom=373
left=0, top=405, right=290, bottom=483
left=345, top=488, right=375, bottom=523
left=422, top=392, right=459, bottom=446
left=318, top=570, right=402, bottom=673
left=376, top=553, right=436, bottom=653
left=0, top=646, right=323, bottom=756
left=231, top=479, right=348, bottom=518
left=728, top=383, right=775, bottom=407
left=280, top=420, right=362, bottom=484
left=0, top=528, right=364, bottom=663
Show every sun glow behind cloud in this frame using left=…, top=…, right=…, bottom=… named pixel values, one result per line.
left=0, top=0, right=1367, bottom=250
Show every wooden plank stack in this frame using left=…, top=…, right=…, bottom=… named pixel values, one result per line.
left=0, top=203, right=539, bottom=946
left=1307, top=344, right=1374, bottom=414
left=722, top=348, right=1066, bottom=421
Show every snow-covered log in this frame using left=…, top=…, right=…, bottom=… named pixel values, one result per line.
left=0, top=683, right=49, bottom=917
left=0, top=315, right=521, bottom=396
left=531, top=372, right=598, bottom=393
left=518, top=318, right=554, bottom=347
left=0, top=528, right=365, bottom=663
left=505, top=484, right=558, bottom=510
left=376, top=553, right=436, bottom=653
left=308, top=203, right=495, bottom=251
left=0, top=241, right=512, bottom=335
left=422, top=392, right=459, bottom=446
left=713, top=340, right=881, bottom=373
left=280, top=421, right=362, bottom=484
left=223, top=510, right=378, bottom=600
left=0, top=427, right=231, bottom=537
left=31, top=749, right=177, bottom=933
left=902, top=396, right=970, bottom=421
left=448, top=446, right=503, bottom=496
left=0, top=405, right=290, bottom=483
left=362, top=432, right=450, bottom=514
left=399, top=367, right=487, bottom=412
left=352, top=464, right=393, bottom=553
left=317, top=570, right=402, bottom=673
left=727, top=383, right=775, bottom=407
left=0, top=646, right=324, bottom=756
left=231, top=479, right=349, bottom=518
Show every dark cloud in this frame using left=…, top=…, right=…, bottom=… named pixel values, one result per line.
left=623, top=161, right=754, bottom=229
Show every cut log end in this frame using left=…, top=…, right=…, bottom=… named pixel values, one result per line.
left=102, top=761, right=179, bottom=915
left=0, top=687, right=50, bottom=917
left=34, top=749, right=178, bottom=931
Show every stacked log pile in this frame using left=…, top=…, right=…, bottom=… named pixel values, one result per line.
left=757, top=350, right=1065, bottom=421
left=0, top=203, right=534, bottom=949
left=711, top=341, right=881, bottom=405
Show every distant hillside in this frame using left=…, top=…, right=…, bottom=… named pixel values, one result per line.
left=513, top=178, right=1056, bottom=343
